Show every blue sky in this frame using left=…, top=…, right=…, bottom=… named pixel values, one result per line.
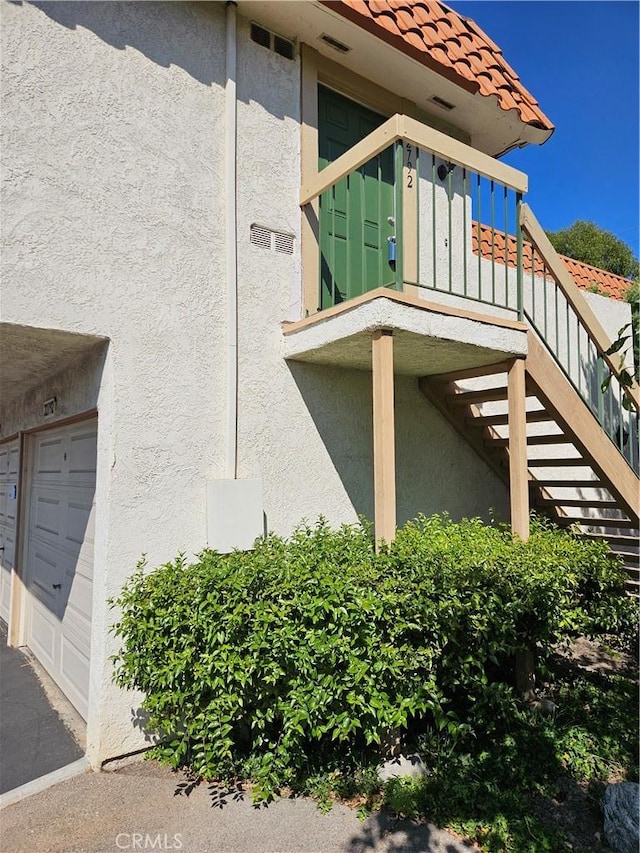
left=454, top=1, right=639, bottom=257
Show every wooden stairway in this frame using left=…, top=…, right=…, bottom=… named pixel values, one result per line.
left=420, top=333, right=640, bottom=592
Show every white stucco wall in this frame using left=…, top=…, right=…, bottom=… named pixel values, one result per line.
left=1, top=1, right=513, bottom=764
left=1, top=0, right=228, bottom=762
left=232, top=17, right=510, bottom=535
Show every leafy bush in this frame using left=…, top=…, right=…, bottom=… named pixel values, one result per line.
left=111, top=515, right=636, bottom=802
left=384, top=669, right=638, bottom=852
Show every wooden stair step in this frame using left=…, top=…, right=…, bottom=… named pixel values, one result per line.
left=425, top=361, right=514, bottom=384
left=447, top=387, right=509, bottom=406
left=484, top=434, right=569, bottom=448
left=526, top=434, right=571, bottom=446
left=617, top=551, right=640, bottom=564
left=469, top=410, right=550, bottom=427
left=580, top=532, right=639, bottom=548
left=537, top=497, right=619, bottom=509
left=532, top=479, right=603, bottom=488
left=528, top=457, right=588, bottom=467
left=557, top=517, right=636, bottom=529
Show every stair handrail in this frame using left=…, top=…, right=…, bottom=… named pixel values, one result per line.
left=300, top=114, right=528, bottom=206
left=520, top=203, right=640, bottom=414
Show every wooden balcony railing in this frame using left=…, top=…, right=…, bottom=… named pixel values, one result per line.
left=300, top=112, right=639, bottom=473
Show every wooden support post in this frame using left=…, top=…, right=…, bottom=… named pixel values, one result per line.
left=508, top=358, right=529, bottom=541
left=508, top=358, right=533, bottom=691
left=372, top=329, right=396, bottom=547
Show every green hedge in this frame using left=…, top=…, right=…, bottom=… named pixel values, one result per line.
left=111, top=514, right=636, bottom=800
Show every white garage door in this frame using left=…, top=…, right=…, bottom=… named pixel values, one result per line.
left=0, top=438, right=20, bottom=625
left=25, top=420, right=97, bottom=720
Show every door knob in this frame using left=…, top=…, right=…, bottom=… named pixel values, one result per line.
left=52, top=583, right=62, bottom=590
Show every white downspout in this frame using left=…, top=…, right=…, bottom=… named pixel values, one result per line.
left=207, top=2, right=263, bottom=553
left=225, top=0, right=238, bottom=479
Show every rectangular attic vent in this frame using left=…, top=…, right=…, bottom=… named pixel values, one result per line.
left=250, top=224, right=294, bottom=255
left=250, top=23, right=295, bottom=60
left=319, top=33, right=351, bottom=53
left=430, top=95, right=455, bottom=111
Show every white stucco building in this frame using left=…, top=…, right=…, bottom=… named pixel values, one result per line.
left=1, top=0, right=637, bottom=766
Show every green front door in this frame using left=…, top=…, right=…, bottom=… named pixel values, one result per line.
left=318, top=86, right=396, bottom=310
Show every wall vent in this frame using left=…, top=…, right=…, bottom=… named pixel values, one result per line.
left=250, top=224, right=295, bottom=255
left=250, top=23, right=295, bottom=60
left=274, top=232, right=294, bottom=255
left=249, top=225, right=272, bottom=250
left=319, top=33, right=351, bottom=53
left=430, top=95, right=455, bottom=111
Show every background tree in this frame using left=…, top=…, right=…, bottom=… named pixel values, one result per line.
left=546, top=220, right=639, bottom=281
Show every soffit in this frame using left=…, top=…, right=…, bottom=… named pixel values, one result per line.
left=237, top=1, right=553, bottom=156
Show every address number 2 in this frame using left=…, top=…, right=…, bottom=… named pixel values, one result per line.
left=405, top=143, right=414, bottom=188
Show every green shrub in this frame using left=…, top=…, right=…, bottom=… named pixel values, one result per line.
left=111, top=514, right=636, bottom=802
left=383, top=669, right=638, bottom=852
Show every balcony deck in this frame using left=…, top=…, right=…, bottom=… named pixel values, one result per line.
left=282, top=287, right=527, bottom=376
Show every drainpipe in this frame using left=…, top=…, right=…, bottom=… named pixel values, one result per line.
left=225, top=0, right=238, bottom=479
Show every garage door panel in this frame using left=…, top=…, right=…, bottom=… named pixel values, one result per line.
left=29, top=546, right=64, bottom=610
left=26, top=421, right=96, bottom=720
left=0, top=442, right=19, bottom=476
left=1, top=530, right=16, bottom=570
left=0, top=437, right=19, bottom=625
left=0, top=528, right=13, bottom=621
left=34, top=436, right=65, bottom=480
left=60, top=638, right=90, bottom=719
left=29, top=600, right=59, bottom=670
left=32, top=492, right=63, bottom=539
left=65, top=572, right=93, bottom=624
left=0, top=490, right=7, bottom=529
left=0, top=486, right=17, bottom=529
left=1, top=570, right=11, bottom=618
left=67, top=431, right=98, bottom=481
left=66, top=497, right=95, bottom=550
left=30, top=487, right=94, bottom=557
left=7, top=446, right=19, bottom=478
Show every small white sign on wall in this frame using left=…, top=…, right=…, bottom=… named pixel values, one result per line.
left=9, top=485, right=17, bottom=500
left=43, top=397, right=57, bottom=417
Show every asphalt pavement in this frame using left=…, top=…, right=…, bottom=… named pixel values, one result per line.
left=0, top=624, right=84, bottom=795
left=0, top=759, right=472, bottom=853
left=0, top=625, right=470, bottom=852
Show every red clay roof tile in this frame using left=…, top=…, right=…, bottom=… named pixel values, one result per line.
left=472, top=223, right=632, bottom=301
left=324, top=1, right=554, bottom=133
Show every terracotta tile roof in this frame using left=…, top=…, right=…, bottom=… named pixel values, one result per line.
left=472, top=222, right=632, bottom=301
left=323, top=1, right=554, bottom=133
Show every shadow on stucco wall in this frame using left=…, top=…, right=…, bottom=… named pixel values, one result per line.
left=288, top=361, right=375, bottom=523
left=26, top=1, right=225, bottom=89
left=288, top=360, right=511, bottom=530
left=25, top=0, right=299, bottom=122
